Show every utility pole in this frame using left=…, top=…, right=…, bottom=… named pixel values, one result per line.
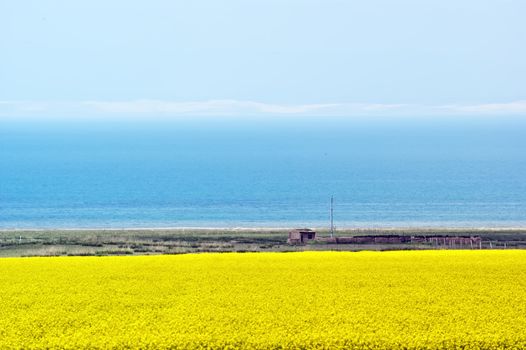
left=330, top=196, right=334, bottom=238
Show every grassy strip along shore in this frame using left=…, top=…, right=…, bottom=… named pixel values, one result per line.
left=1, top=227, right=526, bottom=257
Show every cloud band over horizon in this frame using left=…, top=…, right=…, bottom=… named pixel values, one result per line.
left=1, top=99, right=526, bottom=119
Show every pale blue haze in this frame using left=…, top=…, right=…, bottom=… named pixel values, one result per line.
left=1, top=0, right=525, bottom=105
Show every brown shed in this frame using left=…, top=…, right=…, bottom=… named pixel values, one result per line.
left=288, top=228, right=316, bottom=244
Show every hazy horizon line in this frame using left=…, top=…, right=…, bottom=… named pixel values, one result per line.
left=1, top=99, right=526, bottom=119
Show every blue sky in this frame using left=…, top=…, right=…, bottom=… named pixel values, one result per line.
left=1, top=0, right=525, bottom=117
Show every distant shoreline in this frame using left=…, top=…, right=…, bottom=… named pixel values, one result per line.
left=2, top=226, right=526, bottom=232
left=2, top=226, right=526, bottom=257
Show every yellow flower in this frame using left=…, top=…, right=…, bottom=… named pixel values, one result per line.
left=0, top=251, right=525, bottom=349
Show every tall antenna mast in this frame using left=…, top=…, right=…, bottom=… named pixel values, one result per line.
left=330, top=195, right=334, bottom=238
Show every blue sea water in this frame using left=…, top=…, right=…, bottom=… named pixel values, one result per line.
left=1, top=117, right=526, bottom=229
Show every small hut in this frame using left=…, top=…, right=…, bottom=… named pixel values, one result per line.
left=288, top=228, right=316, bottom=244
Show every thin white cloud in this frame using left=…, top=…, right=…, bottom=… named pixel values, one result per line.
left=439, top=100, right=526, bottom=114
left=1, top=99, right=526, bottom=118
left=82, top=99, right=342, bottom=115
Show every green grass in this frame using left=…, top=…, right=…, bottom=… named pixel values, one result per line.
left=1, top=227, right=525, bottom=257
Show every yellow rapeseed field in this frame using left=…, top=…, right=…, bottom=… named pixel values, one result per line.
left=1, top=251, right=525, bottom=349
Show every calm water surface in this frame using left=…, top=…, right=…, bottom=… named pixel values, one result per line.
left=1, top=117, right=526, bottom=228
